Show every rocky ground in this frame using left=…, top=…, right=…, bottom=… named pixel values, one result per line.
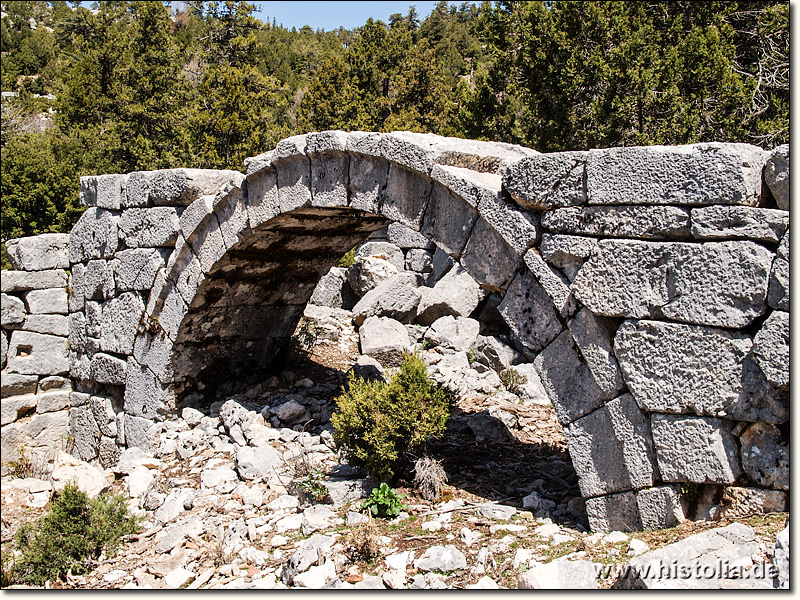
left=0, top=310, right=789, bottom=590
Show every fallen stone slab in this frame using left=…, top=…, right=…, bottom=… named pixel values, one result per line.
left=359, top=316, right=412, bottom=367
left=414, top=545, right=467, bottom=573
left=352, top=272, right=422, bottom=326
left=517, top=558, right=598, bottom=589
left=416, top=264, right=486, bottom=326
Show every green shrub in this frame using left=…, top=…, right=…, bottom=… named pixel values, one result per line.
left=11, top=483, right=140, bottom=586
left=331, top=351, right=452, bottom=481
left=361, top=483, right=406, bottom=519
left=337, top=245, right=358, bottom=268
left=297, top=468, right=331, bottom=504
left=499, top=367, right=528, bottom=394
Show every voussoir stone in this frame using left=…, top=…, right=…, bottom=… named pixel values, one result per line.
left=650, top=414, right=741, bottom=484
left=503, top=151, right=587, bottom=210
left=542, top=205, right=691, bottom=239
left=497, top=269, right=562, bottom=357
left=540, top=234, right=597, bottom=282
left=690, top=205, right=788, bottom=243
left=5, top=234, right=70, bottom=271
left=586, top=143, right=766, bottom=206
left=571, top=239, right=772, bottom=328
left=614, top=320, right=786, bottom=423
left=764, top=144, right=789, bottom=211
left=567, top=308, right=625, bottom=398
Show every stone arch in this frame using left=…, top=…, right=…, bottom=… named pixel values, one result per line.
left=47, top=132, right=789, bottom=532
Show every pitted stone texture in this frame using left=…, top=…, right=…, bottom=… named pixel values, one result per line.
left=90, top=352, right=128, bottom=385
left=614, top=320, right=785, bottom=423
left=113, top=248, right=169, bottom=292
left=276, top=141, right=312, bottom=213
left=752, top=311, right=788, bottom=389
left=100, top=292, right=145, bottom=355
left=461, top=218, right=521, bottom=292
left=24, top=288, right=68, bottom=315
left=124, top=358, right=175, bottom=419
left=5, top=234, right=70, bottom=271
left=1, top=372, right=38, bottom=397
left=405, top=249, right=434, bottom=274
left=540, top=234, right=597, bottom=282
left=356, top=241, right=405, bottom=271
left=1, top=269, right=68, bottom=293
left=523, top=249, right=575, bottom=318
left=1, top=330, right=6, bottom=368
left=387, top=222, right=434, bottom=250
left=22, top=314, right=69, bottom=336
left=739, top=422, right=788, bottom=490
left=70, top=405, right=100, bottom=461
left=764, top=144, right=789, bottom=211
left=571, top=240, right=772, bottom=328
left=568, top=308, right=624, bottom=398
left=470, top=335, right=524, bottom=372
left=348, top=153, right=388, bottom=213
left=534, top=330, right=605, bottom=425
left=503, top=151, right=587, bottom=210
left=359, top=316, right=412, bottom=368
left=83, top=259, right=115, bottom=300
left=651, top=414, right=741, bottom=484
left=123, top=414, right=157, bottom=451
left=585, top=491, right=641, bottom=533
left=691, top=206, right=788, bottom=243
left=498, top=269, right=562, bottom=357
left=1, top=293, right=26, bottom=326
left=244, top=167, right=279, bottom=228
left=352, top=272, right=423, bottom=327
left=119, top=207, right=180, bottom=248
left=80, top=174, right=126, bottom=209
left=476, top=183, right=539, bottom=256
left=416, top=264, right=485, bottom=326
left=636, top=485, right=685, bottom=530
left=308, top=132, right=349, bottom=208
left=69, top=208, right=119, bottom=263
left=566, top=394, right=657, bottom=497
left=586, top=143, right=766, bottom=206
left=767, top=229, right=788, bottom=310
left=420, top=181, right=477, bottom=259
left=90, top=395, right=117, bottom=437
left=6, top=330, right=68, bottom=375
left=542, top=205, right=691, bottom=239
left=720, top=487, right=787, bottom=519
left=516, top=559, right=598, bottom=589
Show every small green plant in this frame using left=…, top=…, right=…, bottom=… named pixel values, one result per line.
left=680, top=481, right=700, bottom=506
left=466, top=348, right=478, bottom=364
left=499, top=367, right=528, bottom=394
left=361, top=483, right=406, bottom=518
left=337, top=245, right=359, bottom=268
left=11, top=483, right=141, bottom=586
left=331, top=350, right=452, bottom=480
left=297, top=468, right=331, bottom=503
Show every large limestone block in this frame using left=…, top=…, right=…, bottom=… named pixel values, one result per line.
left=461, top=218, right=520, bottom=293
left=51, top=451, right=114, bottom=498
left=90, top=352, right=128, bottom=385
left=1, top=393, right=37, bottom=426
left=691, top=205, right=788, bottom=243
left=566, top=394, right=657, bottom=497
left=352, top=272, right=423, bottom=326
left=764, top=144, right=789, bottom=211
left=420, top=181, right=477, bottom=259
left=36, top=390, right=70, bottom=413
left=244, top=166, right=279, bottom=228
left=516, top=558, right=598, bottom=589
left=767, top=229, right=789, bottom=310
left=346, top=256, right=398, bottom=296
left=585, top=491, right=641, bottom=533
left=25, top=287, right=68, bottom=315
left=752, top=311, right=788, bottom=388
left=614, top=320, right=785, bottom=423
left=636, top=485, right=685, bottom=530
left=586, top=143, right=767, bottom=206
left=5, top=234, right=70, bottom=271
left=571, top=240, right=772, bottom=328
left=142, top=168, right=244, bottom=207
left=100, top=292, right=145, bottom=354
left=387, top=222, right=434, bottom=250
left=534, top=329, right=605, bottom=425
left=113, top=248, right=169, bottom=292
left=348, top=153, right=389, bottom=213
left=416, top=264, right=486, bottom=326
left=476, top=185, right=540, bottom=256
left=739, top=422, right=788, bottom=490
left=69, top=404, right=100, bottom=461
left=567, top=308, right=624, bottom=398
left=359, top=316, right=412, bottom=368
left=308, top=130, right=349, bottom=207
left=651, top=414, right=741, bottom=484
left=123, top=414, right=157, bottom=451
left=381, top=164, right=432, bottom=230
left=1, top=269, right=68, bottom=293
left=503, top=151, right=587, bottom=210
left=22, top=314, right=69, bottom=336
left=1, top=293, right=26, bottom=326
left=424, top=316, right=480, bottom=352
left=80, top=174, right=126, bottom=209
left=405, top=248, right=434, bottom=274
left=83, top=259, right=115, bottom=300
left=720, top=487, right=787, bottom=520
left=542, top=205, right=691, bottom=239
left=1, top=372, right=38, bottom=396
left=540, top=234, right=598, bottom=282
left=6, top=330, right=68, bottom=375
left=309, top=267, right=356, bottom=310
left=275, top=136, right=312, bottom=212
left=69, top=207, right=119, bottom=263
left=497, top=269, right=562, bottom=356
left=124, top=357, right=176, bottom=419
left=1, top=330, right=6, bottom=368
left=119, top=207, right=180, bottom=248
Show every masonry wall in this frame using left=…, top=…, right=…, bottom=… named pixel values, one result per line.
left=0, top=133, right=789, bottom=532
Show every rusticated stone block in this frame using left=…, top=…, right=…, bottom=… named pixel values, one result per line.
left=119, top=207, right=180, bottom=248
left=567, top=308, right=625, bottom=398
left=69, top=207, right=119, bottom=263
left=636, top=485, right=685, bottom=530
left=542, top=205, right=691, bottom=239
left=764, top=144, right=789, bottom=211
left=503, top=151, right=587, bottom=210
left=752, top=311, right=788, bottom=389
left=691, top=205, right=788, bottom=243
left=5, top=234, right=70, bottom=271
left=498, top=269, right=563, bottom=357
left=651, top=414, right=741, bottom=484
left=585, top=491, right=641, bottom=533
left=540, top=234, right=597, bottom=282
left=100, top=292, right=145, bottom=355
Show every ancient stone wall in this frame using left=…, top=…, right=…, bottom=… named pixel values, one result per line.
left=0, top=133, right=789, bottom=531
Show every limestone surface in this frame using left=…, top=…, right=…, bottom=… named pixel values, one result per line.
left=5, top=234, right=70, bottom=271
left=763, top=144, right=789, bottom=211
left=542, top=205, right=691, bottom=239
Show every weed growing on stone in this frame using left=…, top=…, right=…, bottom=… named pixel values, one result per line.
left=499, top=367, right=528, bottom=394
left=10, top=483, right=141, bottom=586
left=413, top=456, right=448, bottom=502
left=297, top=468, right=331, bottom=504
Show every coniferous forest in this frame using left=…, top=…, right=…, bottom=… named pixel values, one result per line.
left=0, top=1, right=788, bottom=242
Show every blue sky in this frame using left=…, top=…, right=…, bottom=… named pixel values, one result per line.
left=251, top=1, right=445, bottom=31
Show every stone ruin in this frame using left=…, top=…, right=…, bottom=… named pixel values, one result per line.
left=1, top=132, right=789, bottom=533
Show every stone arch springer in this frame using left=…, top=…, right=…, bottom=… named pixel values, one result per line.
left=1, top=131, right=788, bottom=533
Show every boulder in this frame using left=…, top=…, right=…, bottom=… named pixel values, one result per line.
left=358, top=316, right=412, bottom=367
left=404, top=248, right=434, bottom=274
left=738, top=421, right=788, bottom=490
left=356, top=241, right=405, bottom=271
left=517, top=558, right=598, bottom=589
left=424, top=316, right=480, bottom=352
left=309, top=267, right=356, bottom=310
left=415, top=264, right=485, bottom=326
left=470, top=335, right=524, bottom=373
left=347, top=256, right=398, bottom=296
left=351, top=272, right=423, bottom=326
left=50, top=451, right=114, bottom=498
left=414, top=545, right=467, bottom=573
left=235, top=445, right=282, bottom=481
